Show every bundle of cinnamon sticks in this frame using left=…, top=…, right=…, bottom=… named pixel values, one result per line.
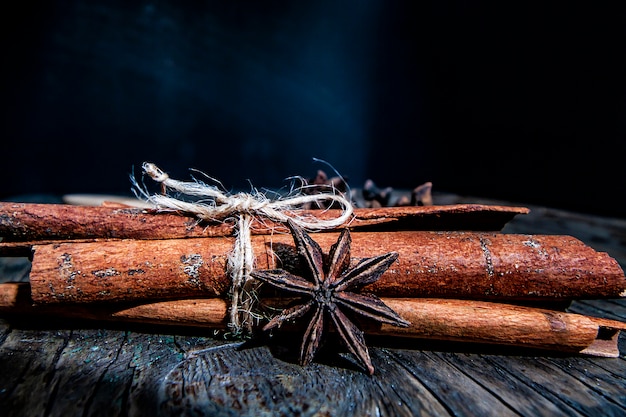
left=1, top=201, right=625, bottom=357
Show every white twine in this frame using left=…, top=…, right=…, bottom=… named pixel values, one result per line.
left=134, top=162, right=354, bottom=335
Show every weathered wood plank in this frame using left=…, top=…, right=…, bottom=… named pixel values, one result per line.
left=568, top=299, right=626, bottom=322
left=377, top=349, right=519, bottom=417
left=580, top=353, right=626, bottom=377
left=44, top=329, right=128, bottom=417
left=81, top=334, right=135, bottom=417
left=432, top=351, right=584, bottom=416
left=545, top=357, right=626, bottom=409
left=1, top=317, right=625, bottom=416
left=125, top=333, right=188, bottom=417
left=578, top=299, right=626, bottom=319
left=0, top=325, right=71, bottom=416
left=159, top=342, right=453, bottom=417
left=487, top=356, right=626, bottom=416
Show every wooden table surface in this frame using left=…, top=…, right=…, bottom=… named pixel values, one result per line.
left=1, top=194, right=625, bottom=417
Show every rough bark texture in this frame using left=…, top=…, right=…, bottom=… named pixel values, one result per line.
left=26, top=231, right=625, bottom=304
left=0, top=202, right=529, bottom=243
left=2, top=282, right=624, bottom=356
left=378, top=298, right=625, bottom=356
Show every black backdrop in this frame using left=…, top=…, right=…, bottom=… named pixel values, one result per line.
left=3, top=1, right=625, bottom=218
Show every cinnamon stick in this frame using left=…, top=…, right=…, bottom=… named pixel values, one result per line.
left=25, top=231, right=625, bottom=304
left=0, top=202, right=529, bottom=244
left=1, top=283, right=623, bottom=357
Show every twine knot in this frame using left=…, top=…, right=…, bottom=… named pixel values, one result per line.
left=134, top=162, right=354, bottom=336
left=229, top=193, right=268, bottom=213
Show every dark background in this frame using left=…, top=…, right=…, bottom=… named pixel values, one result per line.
left=2, top=1, right=625, bottom=218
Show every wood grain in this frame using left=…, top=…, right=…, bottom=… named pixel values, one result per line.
left=4, top=315, right=622, bottom=417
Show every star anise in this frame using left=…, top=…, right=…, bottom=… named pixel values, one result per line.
left=250, top=220, right=410, bottom=374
